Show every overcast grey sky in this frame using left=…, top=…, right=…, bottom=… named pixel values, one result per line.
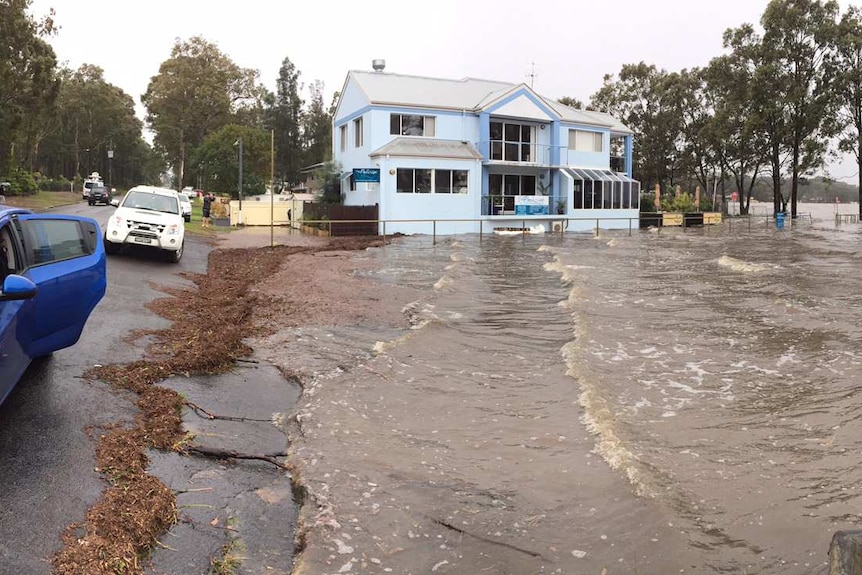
left=29, top=0, right=859, bottom=181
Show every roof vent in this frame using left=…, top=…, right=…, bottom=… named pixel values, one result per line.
left=372, top=59, right=386, bottom=72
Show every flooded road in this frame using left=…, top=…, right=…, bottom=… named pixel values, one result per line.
left=293, top=203, right=862, bottom=574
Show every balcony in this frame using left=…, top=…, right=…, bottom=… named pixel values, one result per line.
left=475, top=141, right=564, bottom=166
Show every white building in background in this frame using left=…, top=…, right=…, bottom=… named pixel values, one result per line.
left=332, top=61, right=639, bottom=235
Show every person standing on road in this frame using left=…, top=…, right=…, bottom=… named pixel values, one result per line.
left=202, top=192, right=214, bottom=228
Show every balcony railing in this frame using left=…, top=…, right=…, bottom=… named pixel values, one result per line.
left=475, top=142, right=566, bottom=165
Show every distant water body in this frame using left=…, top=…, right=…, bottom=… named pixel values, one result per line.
left=357, top=202, right=862, bottom=574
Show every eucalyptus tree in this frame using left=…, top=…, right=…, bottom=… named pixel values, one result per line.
left=672, top=67, right=721, bottom=195
left=557, top=96, right=584, bottom=110
left=302, top=80, right=333, bottom=168
left=760, top=0, right=840, bottom=218
left=273, top=56, right=304, bottom=185
left=705, top=25, right=770, bottom=215
left=833, top=6, right=862, bottom=216
left=191, top=124, right=270, bottom=197
left=590, top=62, right=686, bottom=194
left=142, top=36, right=263, bottom=190
left=0, top=0, right=58, bottom=174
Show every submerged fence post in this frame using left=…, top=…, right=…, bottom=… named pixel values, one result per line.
left=479, top=219, right=483, bottom=242
left=382, top=220, right=386, bottom=245
left=433, top=220, right=436, bottom=245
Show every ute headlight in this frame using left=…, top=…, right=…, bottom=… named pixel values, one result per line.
left=167, top=224, right=180, bottom=235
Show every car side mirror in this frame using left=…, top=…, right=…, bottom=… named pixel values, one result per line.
left=0, top=274, right=38, bottom=301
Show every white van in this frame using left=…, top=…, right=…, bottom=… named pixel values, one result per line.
left=82, top=172, right=103, bottom=199
left=104, top=185, right=185, bottom=262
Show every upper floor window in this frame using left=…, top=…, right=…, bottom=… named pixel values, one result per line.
left=569, top=129, right=604, bottom=153
left=354, top=117, right=363, bottom=148
left=390, top=114, right=436, bottom=137
left=490, top=121, right=535, bottom=162
left=340, top=125, right=347, bottom=152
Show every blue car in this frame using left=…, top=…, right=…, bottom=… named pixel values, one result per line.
left=0, top=207, right=106, bottom=405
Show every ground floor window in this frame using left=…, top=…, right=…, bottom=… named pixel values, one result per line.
left=488, top=173, right=538, bottom=212
left=489, top=174, right=536, bottom=197
left=396, top=168, right=468, bottom=194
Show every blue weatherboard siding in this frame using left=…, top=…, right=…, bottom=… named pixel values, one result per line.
left=479, top=112, right=490, bottom=161
left=625, top=136, right=634, bottom=178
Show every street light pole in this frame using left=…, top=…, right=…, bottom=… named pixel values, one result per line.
left=107, top=146, right=114, bottom=192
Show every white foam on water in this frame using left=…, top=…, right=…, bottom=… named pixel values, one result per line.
left=562, top=340, right=657, bottom=499
left=433, top=275, right=454, bottom=290
left=717, top=255, right=773, bottom=273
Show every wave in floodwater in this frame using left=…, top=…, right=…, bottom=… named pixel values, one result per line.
left=355, top=205, right=862, bottom=573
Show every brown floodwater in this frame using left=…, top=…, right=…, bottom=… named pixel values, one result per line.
left=338, top=203, right=862, bottom=574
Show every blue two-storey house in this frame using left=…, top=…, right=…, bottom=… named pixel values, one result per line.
left=333, top=62, right=640, bottom=235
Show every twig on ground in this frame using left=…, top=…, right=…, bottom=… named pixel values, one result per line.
left=184, top=400, right=272, bottom=423
left=187, top=445, right=287, bottom=469
left=429, top=517, right=548, bottom=561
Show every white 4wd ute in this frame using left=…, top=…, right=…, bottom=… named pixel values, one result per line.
left=104, top=185, right=185, bottom=262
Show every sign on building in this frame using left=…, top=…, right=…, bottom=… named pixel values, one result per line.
left=514, top=196, right=549, bottom=215
left=353, top=168, right=380, bottom=183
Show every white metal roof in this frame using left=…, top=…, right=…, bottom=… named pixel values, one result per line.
left=369, top=137, right=483, bottom=160
left=348, top=70, right=633, bottom=134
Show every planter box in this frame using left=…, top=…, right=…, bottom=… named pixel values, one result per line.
left=662, top=212, right=683, bottom=226
left=212, top=217, right=230, bottom=227
left=684, top=212, right=704, bottom=227
left=703, top=212, right=722, bottom=225
left=639, top=213, right=663, bottom=228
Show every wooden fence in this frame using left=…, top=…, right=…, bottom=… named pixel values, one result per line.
left=303, top=204, right=379, bottom=236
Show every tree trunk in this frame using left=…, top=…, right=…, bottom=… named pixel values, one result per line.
left=858, top=139, right=862, bottom=220
left=790, top=139, right=800, bottom=219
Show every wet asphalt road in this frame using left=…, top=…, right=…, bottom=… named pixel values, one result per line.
left=0, top=201, right=219, bottom=573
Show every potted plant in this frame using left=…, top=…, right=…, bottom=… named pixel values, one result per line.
left=555, top=199, right=566, bottom=215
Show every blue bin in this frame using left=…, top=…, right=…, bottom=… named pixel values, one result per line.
left=776, top=212, right=785, bottom=230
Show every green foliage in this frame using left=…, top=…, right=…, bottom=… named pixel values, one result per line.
left=0, top=0, right=59, bottom=174
left=1, top=168, right=38, bottom=195
left=302, top=80, right=333, bottom=168
left=661, top=192, right=697, bottom=213
left=640, top=192, right=658, bottom=213
left=142, top=37, right=264, bottom=190
left=315, top=161, right=344, bottom=204
left=273, top=57, right=304, bottom=184
left=33, top=172, right=71, bottom=192
left=190, top=124, right=270, bottom=198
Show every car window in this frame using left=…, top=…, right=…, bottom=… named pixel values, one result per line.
left=19, top=219, right=92, bottom=265
left=0, top=224, right=18, bottom=280
left=123, top=191, right=180, bottom=215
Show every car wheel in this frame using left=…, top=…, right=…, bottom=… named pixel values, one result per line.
left=104, top=234, right=120, bottom=255
left=169, top=241, right=183, bottom=263
left=88, top=200, right=94, bottom=206
left=184, top=215, right=191, bottom=222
